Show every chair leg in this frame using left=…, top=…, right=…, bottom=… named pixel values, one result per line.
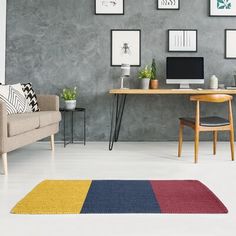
left=1, top=153, right=8, bottom=175
left=50, top=134, right=55, bottom=151
left=178, top=123, right=183, bottom=158
left=213, top=131, right=217, bottom=155
left=230, top=129, right=235, bottom=161
left=194, top=131, right=200, bottom=164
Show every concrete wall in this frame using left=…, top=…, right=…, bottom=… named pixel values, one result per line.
left=0, top=0, right=6, bottom=84
left=6, top=0, right=236, bottom=141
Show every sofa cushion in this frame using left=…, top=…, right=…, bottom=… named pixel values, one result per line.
left=39, top=111, right=61, bottom=128
left=8, top=113, right=40, bottom=137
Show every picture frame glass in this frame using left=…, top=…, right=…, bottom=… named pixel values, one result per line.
left=96, top=0, right=124, bottom=14
left=169, top=30, right=197, bottom=52
left=158, top=0, right=179, bottom=9
left=111, top=30, right=140, bottom=66
left=210, top=0, right=236, bottom=16
left=226, top=30, right=236, bottom=58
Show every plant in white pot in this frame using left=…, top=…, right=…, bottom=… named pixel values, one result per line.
left=138, top=65, right=152, bottom=89
left=61, top=87, right=78, bottom=110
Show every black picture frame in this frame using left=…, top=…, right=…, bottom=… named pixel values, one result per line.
left=209, top=0, right=236, bottom=17
left=168, top=29, right=198, bottom=53
left=111, top=29, right=141, bottom=67
left=225, top=29, right=236, bottom=59
left=95, top=0, right=125, bottom=15
left=157, top=0, right=180, bottom=10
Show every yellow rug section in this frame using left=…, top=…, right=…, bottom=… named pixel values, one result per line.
left=11, top=180, right=92, bottom=214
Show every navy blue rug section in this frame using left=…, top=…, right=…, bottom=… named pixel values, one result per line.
left=81, top=180, right=161, bottom=214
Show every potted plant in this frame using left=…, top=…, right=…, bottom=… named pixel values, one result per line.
left=61, top=87, right=78, bottom=110
left=138, top=65, right=152, bottom=90
left=150, top=58, right=159, bottom=89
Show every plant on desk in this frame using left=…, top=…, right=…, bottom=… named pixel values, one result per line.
left=138, top=65, right=152, bottom=90
left=61, top=87, right=78, bottom=110
left=150, top=58, right=159, bottom=89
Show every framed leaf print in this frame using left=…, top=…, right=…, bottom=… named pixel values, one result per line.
left=210, top=0, right=236, bottom=16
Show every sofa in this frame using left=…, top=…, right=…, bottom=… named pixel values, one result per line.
left=0, top=95, right=61, bottom=175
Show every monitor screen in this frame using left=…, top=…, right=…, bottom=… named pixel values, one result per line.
left=167, top=57, right=204, bottom=80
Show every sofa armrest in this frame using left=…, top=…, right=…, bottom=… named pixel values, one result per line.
left=37, top=95, right=60, bottom=111
left=0, top=100, right=7, bottom=153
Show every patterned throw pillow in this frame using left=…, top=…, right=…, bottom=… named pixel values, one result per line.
left=21, top=83, right=40, bottom=112
left=0, top=83, right=32, bottom=114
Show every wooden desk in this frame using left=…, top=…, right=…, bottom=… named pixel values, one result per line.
left=108, top=89, right=236, bottom=150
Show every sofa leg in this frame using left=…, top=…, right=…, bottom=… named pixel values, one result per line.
left=50, top=134, right=55, bottom=151
left=2, top=153, right=8, bottom=175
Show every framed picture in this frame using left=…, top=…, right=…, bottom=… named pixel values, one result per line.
left=225, top=29, right=236, bottom=59
left=168, top=29, right=198, bottom=52
left=209, top=0, right=236, bottom=16
left=157, top=0, right=180, bottom=10
left=95, top=0, right=124, bottom=15
left=111, top=30, right=141, bottom=67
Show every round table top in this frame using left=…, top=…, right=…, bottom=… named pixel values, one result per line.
left=59, top=107, right=86, bottom=112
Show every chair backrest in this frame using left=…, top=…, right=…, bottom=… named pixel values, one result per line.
left=190, top=94, right=233, bottom=103
left=190, top=94, right=234, bottom=127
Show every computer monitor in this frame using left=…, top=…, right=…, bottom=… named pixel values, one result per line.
left=166, top=57, right=204, bottom=89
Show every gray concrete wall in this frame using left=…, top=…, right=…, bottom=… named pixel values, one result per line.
left=6, top=0, right=236, bottom=141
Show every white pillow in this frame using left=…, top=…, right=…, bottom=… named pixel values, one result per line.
left=0, top=83, right=32, bottom=114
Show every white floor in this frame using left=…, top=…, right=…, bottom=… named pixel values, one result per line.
left=0, top=142, right=236, bottom=236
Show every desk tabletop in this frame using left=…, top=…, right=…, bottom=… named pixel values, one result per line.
left=109, top=89, right=236, bottom=95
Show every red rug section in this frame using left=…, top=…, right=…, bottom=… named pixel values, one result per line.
left=150, top=180, right=228, bottom=214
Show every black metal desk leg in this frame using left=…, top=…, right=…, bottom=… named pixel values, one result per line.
left=109, top=94, right=119, bottom=151
left=115, top=94, right=127, bottom=142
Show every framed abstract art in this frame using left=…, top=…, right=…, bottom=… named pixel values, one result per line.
left=168, top=29, right=198, bottom=52
left=210, top=0, right=236, bottom=16
left=157, top=0, right=180, bottom=10
left=95, top=0, right=124, bottom=15
left=225, top=29, right=236, bottom=59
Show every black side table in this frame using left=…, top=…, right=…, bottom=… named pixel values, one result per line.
left=60, top=108, right=86, bottom=147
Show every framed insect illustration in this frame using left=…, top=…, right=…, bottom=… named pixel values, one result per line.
left=111, top=29, right=141, bottom=67
left=95, top=0, right=124, bottom=15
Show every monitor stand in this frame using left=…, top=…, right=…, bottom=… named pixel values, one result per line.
left=179, top=84, right=190, bottom=89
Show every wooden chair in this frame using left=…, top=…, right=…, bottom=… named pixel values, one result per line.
left=178, top=94, right=235, bottom=163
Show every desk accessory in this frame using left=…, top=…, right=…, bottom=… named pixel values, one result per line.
left=150, top=59, right=159, bottom=89
left=139, top=66, right=152, bottom=90
left=120, top=64, right=130, bottom=89
left=209, top=75, right=219, bottom=89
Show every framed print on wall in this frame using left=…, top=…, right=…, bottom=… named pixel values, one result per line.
left=111, top=30, right=141, bottom=67
left=225, top=29, right=236, bottom=59
left=157, top=0, right=180, bottom=10
left=95, top=0, right=124, bottom=15
left=168, top=30, right=198, bottom=52
left=210, top=0, right=236, bottom=16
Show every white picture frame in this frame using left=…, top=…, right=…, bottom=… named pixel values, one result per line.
left=111, top=30, right=141, bottom=67
left=210, top=0, right=236, bottom=16
left=168, top=30, right=198, bottom=52
left=157, top=0, right=180, bottom=10
left=95, top=0, right=124, bottom=15
left=225, top=29, right=236, bottom=59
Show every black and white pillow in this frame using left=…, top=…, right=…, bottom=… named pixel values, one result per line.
left=21, top=83, right=40, bottom=112
left=0, top=83, right=32, bottom=114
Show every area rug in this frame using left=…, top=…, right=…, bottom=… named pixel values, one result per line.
left=11, top=180, right=228, bottom=214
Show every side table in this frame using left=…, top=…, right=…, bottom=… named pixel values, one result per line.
left=60, top=108, right=86, bottom=147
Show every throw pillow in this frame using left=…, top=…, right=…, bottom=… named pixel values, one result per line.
left=0, top=83, right=32, bottom=114
left=21, top=83, right=40, bottom=112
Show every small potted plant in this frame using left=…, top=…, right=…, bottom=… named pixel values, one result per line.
left=61, top=87, right=78, bottom=110
left=150, top=58, right=159, bottom=89
left=138, top=65, right=152, bottom=90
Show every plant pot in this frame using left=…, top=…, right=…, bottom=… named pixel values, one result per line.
left=150, top=80, right=159, bottom=89
left=64, top=100, right=76, bottom=110
left=140, top=78, right=150, bottom=90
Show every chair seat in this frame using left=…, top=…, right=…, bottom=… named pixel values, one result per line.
left=180, top=116, right=230, bottom=127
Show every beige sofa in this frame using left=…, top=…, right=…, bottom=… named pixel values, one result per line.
left=0, top=95, right=61, bottom=175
